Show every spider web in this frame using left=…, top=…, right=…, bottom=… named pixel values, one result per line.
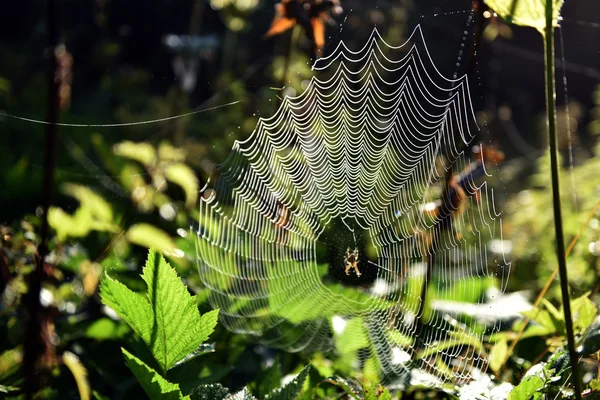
left=195, top=25, right=510, bottom=386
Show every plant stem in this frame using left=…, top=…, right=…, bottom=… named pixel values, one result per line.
left=544, top=2, right=582, bottom=399
left=22, top=0, right=61, bottom=397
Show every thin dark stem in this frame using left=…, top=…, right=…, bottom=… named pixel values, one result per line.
left=22, top=0, right=61, bottom=397
left=544, top=3, right=582, bottom=399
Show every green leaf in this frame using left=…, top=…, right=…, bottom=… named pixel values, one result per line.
left=257, top=361, right=283, bottom=399
left=122, top=348, right=186, bottom=400
left=488, top=337, right=508, bottom=374
left=100, top=274, right=154, bottom=346
left=172, top=343, right=215, bottom=369
left=418, top=330, right=485, bottom=358
left=164, top=163, right=198, bottom=208
left=571, top=295, right=597, bottom=333
left=590, top=379, right=600, bottom=391
left=62, top=183, right=113, bottom=222
left=363, top=382, right=391, bottom=400
left=0, top=384, right=19, bottom=394
left=508, top=376, right=544, bottom=400
left=63, top=351, right=91, bottom=400
left=521, top=309, right=559, bottom=335
left=85, top=318, right=130, bottom=341
left=485, top=0, right=564, bottom=34
left=265, top=365, right=310, bottom=400
left=141, top=251, right=218, bottom=371
left=126, top=224, right=176, bottom=255
left=114, top=141, right=157, bottom=166
left=101, top=251, right=219, bottom=373
left=323, top=376, right=362, bottom=400
left=226, top=387, right=258, bottom=400
left=189, top=383, right=230, bottom=400
left=48, top=183, right=117, bottom=240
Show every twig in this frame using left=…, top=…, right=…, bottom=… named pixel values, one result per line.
left=22, top=0, right=62, bottom=397
left=544, top=1, right=582, bottom=397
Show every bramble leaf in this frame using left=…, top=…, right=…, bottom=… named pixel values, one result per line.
left=100, top=274, right=154, bottom=346
left=122, top=348, right=187, bottom=400
left=101, top=250, right=219, bottom=373
left=265, top=365, right=310, bottom=400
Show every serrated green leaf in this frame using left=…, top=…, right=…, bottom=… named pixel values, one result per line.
left=114, top=141, right=156, bottom=166
left=100, top=274, right=154, bottom=346
left=485, top=0, right=564, bottom=34
left=226, top=387, right=258, bottom=400
left=122, top=348, right=185, bottom=400
left=141, top=251, right=217, bottom=372
left=172, top=343, right=215, bottom=369
left=164, top=163, right=198, bottom=208
left=63, top=351, right=91, bottom=400
left=508, top=376, right=544, bottom=400
left=363, top=382, right=391, bottom=400
left=590, top=379, right=600, bottom=391
left=265, top=365, right=310, bottom=400
left=189, top=383, right=230, bottom=400
left=126, top=224, right=176, bottom=255
left=364, top=382, right=378, bottom=400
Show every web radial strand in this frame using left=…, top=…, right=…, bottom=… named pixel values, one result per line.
left=196, top=25, right=510, bottom=386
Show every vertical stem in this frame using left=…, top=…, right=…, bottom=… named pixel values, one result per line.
left=544, top=3, right=582, bottom=399
left=23, top=0, right=61, bottom=397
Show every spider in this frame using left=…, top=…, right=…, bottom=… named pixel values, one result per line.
left=344, top=247, right=361, bottom=277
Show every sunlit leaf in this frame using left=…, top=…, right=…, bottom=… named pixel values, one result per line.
left=508, top=375, right=544, bottom=400
left=114, top=141, right=156, bottom=166
left=100, top=274, right=154, bottom=346
left=164, top=163, right=199, bottom=207
left=0, top=348, right=22, bottom=378
left=488, top=337, right=508, bottom=374
left=571, top=294, right=597, bottom=332
left=102, top=251, right=219, bottom=373
left=265, top=365, right=310, bottom=400
left=485, top=0, right=564, bottom=33
left=122, top=348, right=186, bottom=400
left=85, top=318, right=130, bottom=341
left=62, top=183, right=113, bottom=222
left=126, top=224, right=176, bottom=255
left=63, top=351, right=91, bottom=400
left=0, top=385, right=19, bottom=394
left=226, top=387, right=258, bottom=400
